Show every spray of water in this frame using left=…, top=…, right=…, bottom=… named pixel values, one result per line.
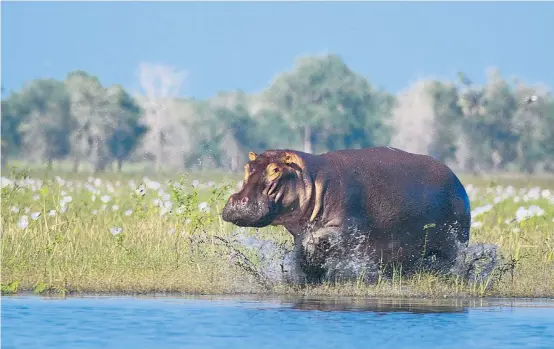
left=215, top=224, right=505, bottom=291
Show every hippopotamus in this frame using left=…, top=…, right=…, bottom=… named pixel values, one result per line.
left=221, top=147, right=471, bottom=284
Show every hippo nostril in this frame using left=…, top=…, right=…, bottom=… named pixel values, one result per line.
left=240, top=197, right=249, bottom=205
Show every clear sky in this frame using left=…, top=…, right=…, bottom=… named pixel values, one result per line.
left=1, top=1, right=553, bottom=99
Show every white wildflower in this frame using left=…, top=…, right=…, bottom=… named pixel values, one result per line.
left=471, top=204, right=493, bottom=218
left=146, top=180, right=161, bottom=191
left=136, top=186, right=146, bottom=197
left=55, top=176, right=65, bottom=186
left=124, top=209, right=133, bottom=216
left=198, top=202, right=210, bottom=213
left=528, top=205, right=545, bottom=217
left=30, top=212, right=41, bottom=220
left=48, top=210, right=56, bottom=217
left=109, top=227, right=123, bottom=236
left=528, top=187, right=541, bottom=200
left=515, top=207, right=532, bottom=222
left=18, top=215, right=29, bottom=230
left=101, top=195, right=111, bottom=203
left=1, top=177, right=14, bottom=188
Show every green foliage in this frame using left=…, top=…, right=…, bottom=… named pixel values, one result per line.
left=14, top=79, right=74, bottom=165
left=264, top=54, right=394, bottom=153
left=1, top=56, right=553, bottom=174
left=105, top=85, right=148, bottom=170
left=1, top=280, right=21, bottom=295
left=427, top=81, right=463, bottom=162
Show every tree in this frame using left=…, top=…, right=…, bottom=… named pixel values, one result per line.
left=458, top=69, right=520, bottom=172
left=183, top=92, right=268, bottom=172
left=1, top=94, right=25, bottom=167
left=16, top=79, right=73, bottom=168
left=543, top=98, right=554, bottom=171
left=389, top=80, right=436, bottom=156
left=265, top=54, right=392, bottom=154
left=512, top=83, right=551, bottom=173
left=135, top=62, right=191, bottom=172
left=427, top=81, right=464, bottom=163
left=64, top=70, right=107, bottom=172
left=105, top=85, right=147, bottom=172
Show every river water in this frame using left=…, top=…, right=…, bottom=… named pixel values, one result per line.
left=2, top=295, right=554, bottom=349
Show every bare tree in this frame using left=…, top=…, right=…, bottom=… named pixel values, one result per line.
left=135, top=62, right=192, bottom=172
left=389, top=80, right=436, bottom=155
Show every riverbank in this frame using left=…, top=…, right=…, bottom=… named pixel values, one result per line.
left=2, top=172, right=553, bottom=298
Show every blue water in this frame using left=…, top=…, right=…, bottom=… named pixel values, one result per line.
left=2, top=295, right=554, bottom=349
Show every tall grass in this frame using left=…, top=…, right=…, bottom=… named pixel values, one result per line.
left=1, top=167, right=553, bottom=298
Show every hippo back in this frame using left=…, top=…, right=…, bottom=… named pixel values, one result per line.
left=320, top=146, right=471, bottom=238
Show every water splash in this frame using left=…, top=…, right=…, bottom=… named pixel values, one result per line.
left=216, top=227, right=503, bottom=290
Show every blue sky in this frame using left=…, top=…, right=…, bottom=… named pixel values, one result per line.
left=2, top=1, right=553, bottom=99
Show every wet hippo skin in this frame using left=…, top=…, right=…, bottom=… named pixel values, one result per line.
left=222, top=147, right=471, bottom=284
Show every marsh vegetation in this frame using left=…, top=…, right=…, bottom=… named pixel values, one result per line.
left=2, top=167, right=553, bottom=298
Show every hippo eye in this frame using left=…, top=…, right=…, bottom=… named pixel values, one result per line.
left=266, top=163, right=282, bottom=181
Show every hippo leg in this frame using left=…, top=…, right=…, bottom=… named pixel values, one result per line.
left=302, top=227, right=340, bottom=257
left=295, top=227, right=342, bottom=284
left=281, top=239, right=309, bottom=286
left=408, top=221, right=469, bottom=276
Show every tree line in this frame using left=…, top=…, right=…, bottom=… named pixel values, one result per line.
left=2, top=54, right=553, bottom=174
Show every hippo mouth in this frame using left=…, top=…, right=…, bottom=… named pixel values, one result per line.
left=221, top=198, right=277, bottom=228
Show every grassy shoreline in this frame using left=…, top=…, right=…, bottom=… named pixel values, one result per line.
left=2, top=170, right=554, bottom=299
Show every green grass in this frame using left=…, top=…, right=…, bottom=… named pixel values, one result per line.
left=1, top=165, right=553, bottom=298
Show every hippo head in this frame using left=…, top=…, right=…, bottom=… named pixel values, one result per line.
left=221, top=150, right=310, bottom=228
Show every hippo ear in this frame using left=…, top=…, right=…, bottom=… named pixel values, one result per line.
left=248, top=151, right=257, bottom=161
left=281, top=152, right=305, bottom=172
